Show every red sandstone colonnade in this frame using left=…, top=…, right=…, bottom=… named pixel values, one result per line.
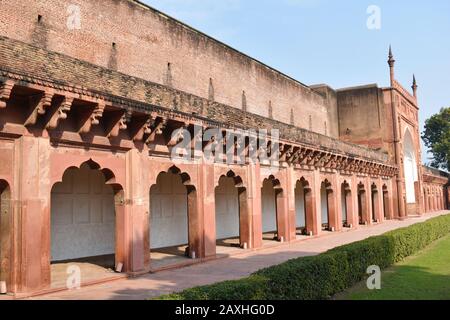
left=0, top=136, right=402, bottom=296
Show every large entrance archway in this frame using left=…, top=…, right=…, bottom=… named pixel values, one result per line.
left=0, top=180, right=11, bottom=294
left=150, top=167, right=197, bottom=269
left=50, top=161, right=123, bottom=289
left=295, top=178, right=314, bottom=236
left=214, top=171, right=248, bottom=255
left=403, top=129, right=419, bottom=214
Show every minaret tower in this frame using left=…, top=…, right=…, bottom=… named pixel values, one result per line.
left=388, top=45, right=396, bottom=86
left=412, top=74, right=418, bottom=99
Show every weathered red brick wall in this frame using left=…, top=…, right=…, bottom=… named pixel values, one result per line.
left=337, top=85, right=387, bottom=151
left=0, top=0, right=338, bottom=137
left=0, top=35, right=388, bottom=162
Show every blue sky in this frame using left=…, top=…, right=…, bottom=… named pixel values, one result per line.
left=142, top=0, right=450, bottom=163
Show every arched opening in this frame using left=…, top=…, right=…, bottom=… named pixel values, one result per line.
left=321, top=180, right=334, bottom=231
left=383, top=185, right=390, bottom=219
left=261, top=176, right=282, bottom=242
left=0, top=180, right=11, bottom=294
left=295, top=178, right=313, bottom=236
left=149, top=168, right=195, bottom=269
left=50, top=161, right=123, bottom=289
left=403, top=129, right=419, bottom=213
left=423, top=188, right=428, bottom=213
left=427, top=188, right=433, bottom=212
left=215, top=171, right=246, bottom=253
left=371, top=184, right=380, bottom=223
left=358, top=183, right=368, bottom=225
left=341, top=181, right=352, bottom=228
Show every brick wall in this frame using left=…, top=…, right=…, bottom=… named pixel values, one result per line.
left=0, top=0, right=338, bottom=137
left=0, top=36, right=388, bottom=162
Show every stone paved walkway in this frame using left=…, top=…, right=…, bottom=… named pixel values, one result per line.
left=13, top=211, right=448, bottom=300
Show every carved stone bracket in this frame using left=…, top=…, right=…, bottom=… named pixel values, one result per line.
left=24, top=91, right=55, bottom=127
left=79, top=101, right=105, bottom=134
left=108, top=110, right=133, bottom=138
left=0, top=80, right=15, bottom=108
left=145, top=117, right=167, bottom=145
left=46, top=96, right=74, bottom=130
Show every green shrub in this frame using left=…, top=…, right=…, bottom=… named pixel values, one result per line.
left=158, top=275, right=269, bottom=300
left=158, top=214, right=450, bottom=300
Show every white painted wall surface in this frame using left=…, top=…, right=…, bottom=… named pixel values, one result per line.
left=403, top=130, right=418, bottom=204
left=215, top=178, right=240, bottom=240
left=261, top=181, right=277, bottom=233
left=150, top=173, right=188, bottom=249
left=321, top=184, right=329, bottom=225
left=341, top=188, right=347, bottom=223
left=295, top=184, right=306, bottom=228
left=51, top=165, right=115, bottom=262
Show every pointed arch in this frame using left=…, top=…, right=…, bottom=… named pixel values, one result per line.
left=357, top=182, right=368, bottom=225
left=149, top=165, right=200, bottom=262
left=261, top=175, right=283, bottom=241
left=50, top=160, right=125, bottom=286
left=341, top=180, right=353, bottom=228
left=320, top=179, right=337, bottom=231
left=295, top=177, right=315, bottom=235
left=403, top=128, right=418, bottom=204
left=215, top=170, right=248, bottom=249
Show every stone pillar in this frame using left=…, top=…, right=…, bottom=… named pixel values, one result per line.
left=313, top=169, right=323, bottom=234
left=351, top=176, right=360, bottom=228
left=376, top=181, right=384, bottom=223
left=364, top=179, right=373, bottom=225
left=123, top=149, right=150, bottom=273
left=200, top=161, right=216, bottom=257
left=286, top=166, right=297, bottom=241
left=345, top=188, right=355, bottom=228
left=304, top=185, right=318, bottom=235
left=246, top=161, right=263, bottom=249
left=275, top=167, right=291, bottom=242
left=332, top=174, right=342, bottom=232
left=13, top=136, right=52, bottom=293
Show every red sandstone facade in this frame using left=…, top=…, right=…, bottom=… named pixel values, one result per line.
left=0, top=0, right=448, bottom=296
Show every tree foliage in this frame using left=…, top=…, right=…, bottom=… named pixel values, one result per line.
left=422, top=107, right=450, bottom=171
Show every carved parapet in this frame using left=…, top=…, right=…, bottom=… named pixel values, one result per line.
left=0, top=80, right=14, bottom=108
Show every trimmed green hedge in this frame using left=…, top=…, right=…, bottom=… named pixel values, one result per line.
left=159, top=214, right=450, bottom=300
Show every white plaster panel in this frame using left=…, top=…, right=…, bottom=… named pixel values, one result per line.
left=215, top=178, right=240, bottom=240
left=261, top=181, right=277, bottom=233
left=403, top=130, right=418, bottom=204
left=150, top=173, right=188, bottom=249
left=51, top=166, right=115, bottom=262
left=341, top=188, right=347, bottom=223
left=321, top=184, right=329, bottom=225
left=295, top=184, right=306, bottom=228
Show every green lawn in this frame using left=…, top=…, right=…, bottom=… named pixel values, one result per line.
left=336, top=234, right=450, bottom=300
